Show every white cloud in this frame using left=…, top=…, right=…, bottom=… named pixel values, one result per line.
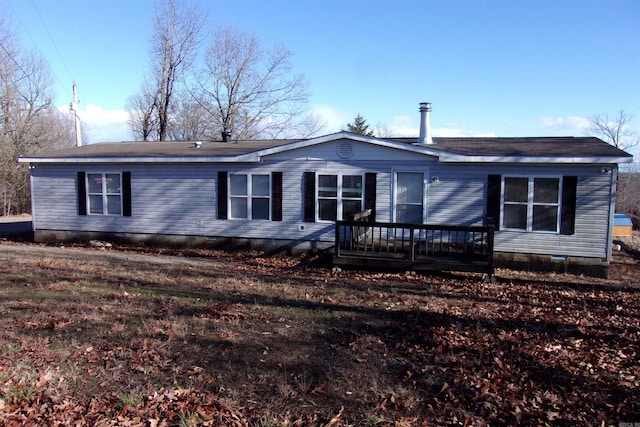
left=59, top=104, right=132, bottom=144
left=391, top=115, right=412, bottom=124
left=307, top=105, right=498, bottom=139
left=384, top=116, right=418, bottom=137
left=310, top=104, right=350, bottom=133
left=538, top=116, right=590, bottom=133
left=78, top=104, right=132, bottom=143
left=387, top=125, right=417, bottom=137
left=79, top=104, right=129, bottom=125
left=385, top=121, right=497, bottom=138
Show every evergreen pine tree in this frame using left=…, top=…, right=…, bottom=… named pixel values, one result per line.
left=344, top=114, right=374, bottom=136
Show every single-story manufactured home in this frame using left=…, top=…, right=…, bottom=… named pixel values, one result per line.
left=19, top=104, right=633, bottom=277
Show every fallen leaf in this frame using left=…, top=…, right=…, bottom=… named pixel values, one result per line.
left=311, top=383, right=326, bottom=394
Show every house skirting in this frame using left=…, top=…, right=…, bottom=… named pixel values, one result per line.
left=33, top=230, right=333, bottom=256
left=33, top=230, right=609, bottom=278
left=493, top=252, right=609, bottom=278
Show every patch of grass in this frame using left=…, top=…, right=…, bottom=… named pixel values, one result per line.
left=364, top=414, right=385, bottom=426
left=178, top=411, right=203, bottom=427
left=1, top=342, right=21, bottom=356
left=119, top=391, right=144, bottom=408
left=4, top=383, right=35, bottom=402
left=1, top=365, right=38, bottom=404
left=252, top=416, right=275, bottom=427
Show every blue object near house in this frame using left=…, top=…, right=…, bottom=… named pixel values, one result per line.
left=614, top=214, right=633, bottom=237
left=614, top=214, right=633, bottom=227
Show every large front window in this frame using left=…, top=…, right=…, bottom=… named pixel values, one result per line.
left=318, top=174, right=363, bottom=221
left=230, top=174, right=270, bottom=220
left=87, top=173, right=122, bottom=215
left=503, top=176, right=560, bottom=232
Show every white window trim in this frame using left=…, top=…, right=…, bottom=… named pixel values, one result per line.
left=315, top=172, right=364, bottom=223
left=500, top=175, right=563, bottom=233
left=391, top=169, right=428, bottom=224
left=228, top=173, right=271, bottom=220
left=86, top=172, right=123, bottom=216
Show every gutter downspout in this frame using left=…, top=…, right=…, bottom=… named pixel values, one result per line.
left=606, top=166, right=618, bottom=263
left=28, top=165, right=36, bottom=235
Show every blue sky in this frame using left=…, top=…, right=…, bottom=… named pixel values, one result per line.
left=4, top=0, right=639, bottom=156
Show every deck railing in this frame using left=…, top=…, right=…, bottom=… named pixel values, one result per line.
left=334, top=212, right=495, bottom=275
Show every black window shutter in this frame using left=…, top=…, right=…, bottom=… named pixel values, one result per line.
left=217, top=171, right=228, bottom=220
left=122, top=172, right=132, bottom=216
left=365, top=172, right=377, bottom=221
left=560, top=176, right=577, bottom=235
left=303, top=172, right=315, bottom=222
left=272, top=172, right=282, bottom=221
left=77, top=172, right=87, bottom=216
left=486, top=174, right=501, bottom=230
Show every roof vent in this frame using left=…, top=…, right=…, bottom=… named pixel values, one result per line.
left=337, top=141, right=354, bottom=159
left=194, top=141, right=202, bottom=149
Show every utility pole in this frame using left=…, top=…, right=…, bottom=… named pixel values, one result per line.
left=70, top=82, right=82, bottom=147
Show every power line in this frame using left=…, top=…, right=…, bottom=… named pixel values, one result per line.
left=4, top=0, right=74, bottom=99
left=29, top=0, right=75, bottom=82
left=0, top=41, right=44, bottom=92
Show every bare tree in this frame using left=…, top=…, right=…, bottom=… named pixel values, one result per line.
left=588, top=111, right=640, bottom=219
left=128, top=0, right=205, bottom=141
left=0, top=16, right=75, bottom=214
left=190, top=26, right=321, bottom=140
left=373, top=122, right=393, bottom=138
left=168, top=90, right=216, bottom=140
left=588, top=110, right=639, bottom=151
left=616, top=171, right=640, bottom=219
left=126, top=78, right=158, bottom=141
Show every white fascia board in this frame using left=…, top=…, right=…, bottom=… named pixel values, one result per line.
left=437, top=154, right=634, bottom=164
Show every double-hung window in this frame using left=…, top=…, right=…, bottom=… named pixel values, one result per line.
left=229, top=174, right=270, bottom=220
left=87, top=173, right=122, bottom=215
left=502, top=176, right=560, bottom=232
left=317, top=174, right=363, bottom=221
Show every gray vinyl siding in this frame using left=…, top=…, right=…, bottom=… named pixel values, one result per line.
left=426, top=164, right=488, bottom=225
left=31, top=170, right=78, bottom=228
left=489, top=166, right=615, bottom=260
left=29, top=145, right=615, bottom=260
left=267, top=138, right=430, bottom=163
left=32, top=165, right=218, bottom=235
left=399, top=162, right=614, bottom=260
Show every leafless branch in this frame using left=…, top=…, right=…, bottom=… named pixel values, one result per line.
left=588, top=110, right=639, bottom=151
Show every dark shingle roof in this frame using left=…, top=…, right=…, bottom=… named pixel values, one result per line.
left=20, top=133, right=633, bottom=164
left=28, top=139, right=298, bottom=159
left=392, top=136, right=633, bottom=159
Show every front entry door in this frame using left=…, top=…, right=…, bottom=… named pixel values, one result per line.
left=395, top=172, right=425, bottom=224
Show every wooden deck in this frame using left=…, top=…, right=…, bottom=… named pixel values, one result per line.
left=334, top=213, right=495, bottom=276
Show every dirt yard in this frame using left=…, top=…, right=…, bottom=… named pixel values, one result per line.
left=0, top=232, right=638, bottom=426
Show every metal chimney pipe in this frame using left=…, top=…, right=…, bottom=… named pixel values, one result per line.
left=418, top=102, right=433, bottom=144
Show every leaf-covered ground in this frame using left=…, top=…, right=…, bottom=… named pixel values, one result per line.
left=0, top=238, right=638, bottom=426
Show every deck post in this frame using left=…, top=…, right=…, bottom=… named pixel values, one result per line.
left=486, top=225, right=495, bottom=277
left=409, top=225, right=416, bottom=262
left=335, top=221, right=341, bottom=258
